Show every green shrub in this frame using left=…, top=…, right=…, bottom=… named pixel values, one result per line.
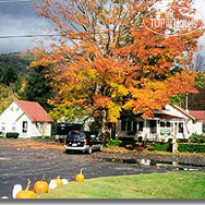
left=151, top=143, right=172, bottom=152
left=189, top=133, right=205, bottom=144
left=108, top=139, right=122, bottom=147
left=51, top=135, right=56, bottom=139
left=6, top=132, right=19, bottom=138
left=151, top=142, right=205, bottom=153
left=178, top=143, right=205, bottom=153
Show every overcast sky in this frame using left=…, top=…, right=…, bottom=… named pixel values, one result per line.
left=0, top=0, right=55, bottom=53
left=0, top=0, right=205, bottom=54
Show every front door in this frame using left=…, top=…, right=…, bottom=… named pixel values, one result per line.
left=149, top=120, right=157, bottom=141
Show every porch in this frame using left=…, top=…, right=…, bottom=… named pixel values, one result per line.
left=116, top=113, right=187, bottom=143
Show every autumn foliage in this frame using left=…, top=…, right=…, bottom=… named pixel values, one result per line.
left=31, top=0, right=204, bottom=136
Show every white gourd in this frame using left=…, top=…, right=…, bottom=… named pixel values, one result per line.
left=49, top=180, right=57, bottom=189
left=12, top=184, right=22, bottom=199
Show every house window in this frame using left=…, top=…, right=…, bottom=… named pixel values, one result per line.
left=10, top=107, right=14, bottom=111
left=121, top=120, right=126, bottom=131
left=178, top=122, right=184, bottom=133
left=166, top=122, right=171, bottom=127
left=150, top=120, right=157, bottom=134
left=35, top=122, right=40, bottom=129
left=22, top=121, right=28, bottom=133
left=203, top=123, right=205, bottom=133
left=1, top=122, right=5, bottom=131
left=160, top=122, right=165, bottom=127
left=36, top=123, right=43, bottom=130
left=12, top=123, right=16, bottom=131
left=138, top=121, right=144, bottom=131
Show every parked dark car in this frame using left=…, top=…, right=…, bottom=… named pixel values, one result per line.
left=64, top=130, right=103, bottom=154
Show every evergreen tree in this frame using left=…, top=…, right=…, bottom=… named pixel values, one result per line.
left=22, top=66, right=55, bottom=111
left=1, top=66, right=18, bottom=86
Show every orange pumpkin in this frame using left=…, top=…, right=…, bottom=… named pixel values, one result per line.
left=16, top=191, right=36, bottom=199
left=34, top=181, right=49, bottom=194
left=54, top=176, right=63, bottom=186
left=16, top=180, right=36, bottom=199
left=75, top=169, right=84, bottom=182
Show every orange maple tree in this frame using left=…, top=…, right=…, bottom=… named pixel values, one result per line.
left=31, top=0, right=204, bottom=142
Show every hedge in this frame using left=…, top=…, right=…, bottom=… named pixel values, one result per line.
left=178, top=143, right=205, bottom=153
left=108, top=139, right=122, bottom=147
left=151, top=143, right=172, bottom=152
left=6, top=132, right=19, bottom=139
left=151, top=143, right=205, bottom=153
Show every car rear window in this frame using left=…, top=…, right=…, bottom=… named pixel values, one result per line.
left=67, top=131, right=85, bottom=141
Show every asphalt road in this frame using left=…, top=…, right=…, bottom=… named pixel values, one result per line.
left=1, top=140, right=205, bottom=199
left=0, top=144, right=171, bottom=199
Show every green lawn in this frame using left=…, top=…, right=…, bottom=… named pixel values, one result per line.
left=38, top=172, right=205, bottom=199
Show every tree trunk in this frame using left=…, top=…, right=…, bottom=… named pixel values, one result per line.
left=42, top=122, right=47, bottom=139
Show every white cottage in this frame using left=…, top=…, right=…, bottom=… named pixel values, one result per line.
left=0, top=99, right=54, bottom=138
left=116, top=104, right=204, bottom=142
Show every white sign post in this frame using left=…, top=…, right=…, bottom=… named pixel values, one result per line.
left=172, top=122, right=178, bottom=153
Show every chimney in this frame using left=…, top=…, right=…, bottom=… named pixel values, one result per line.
left=185, top=93, right=189, bottom=112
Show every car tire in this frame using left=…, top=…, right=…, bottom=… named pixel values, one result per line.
left=87, top=146, right=92, bottom=154
left=65, top=150, right=71, bottom=154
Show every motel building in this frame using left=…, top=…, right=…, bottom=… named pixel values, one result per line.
left=115, top=104, right=205, bottom=142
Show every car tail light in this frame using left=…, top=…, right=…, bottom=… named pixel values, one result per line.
left=84, top=139, right=87, bottom=145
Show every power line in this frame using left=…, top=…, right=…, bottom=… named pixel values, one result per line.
left=0, top=34, right=74, bottom=39
left=0, top=0, right=34, bottom=3
left=0, top=32, right=120, bottom=39
left=0, top=33, right=205, bottom=39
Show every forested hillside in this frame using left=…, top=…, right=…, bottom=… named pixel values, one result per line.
left=0, top=53, right=33, bottom=76
left=0, top=53, right=53, bottom=113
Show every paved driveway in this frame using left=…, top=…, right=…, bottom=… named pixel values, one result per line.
left=0, top=140, right=170, bottom=198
